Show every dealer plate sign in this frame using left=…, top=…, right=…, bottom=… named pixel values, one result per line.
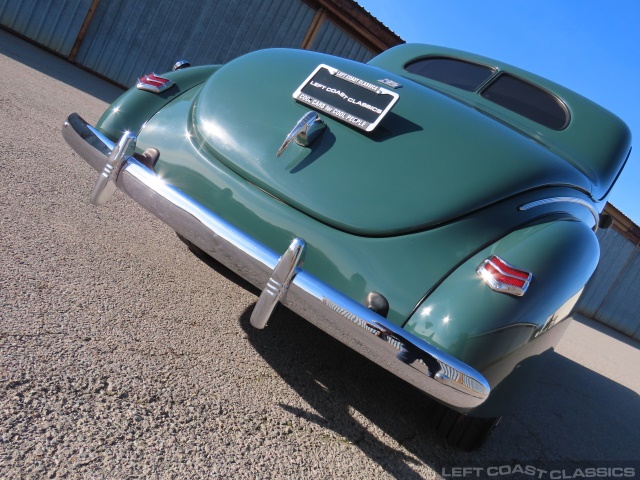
left=293, top=64, right=399, bottom=132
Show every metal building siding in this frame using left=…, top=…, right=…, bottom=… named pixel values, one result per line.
left=591, top=247, right=640, bottom=340
left=0, top=0, right=92, bottom=56
left=311, top=19, right=374, bottom=63
left=575, top=228, right=636, bottom=318
left=74, top=0, right=316, bottom=87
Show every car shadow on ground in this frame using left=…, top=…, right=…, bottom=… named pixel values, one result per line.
left=175, top=195, right=640, bottom=475
left=187, top=244, right=640, bottom=474
left=235, top=302, right=640, bottom=476
left=0, top=28, right=124, bottom=104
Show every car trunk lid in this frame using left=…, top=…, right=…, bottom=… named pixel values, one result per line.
left=191, top=49, right=592, bottom=236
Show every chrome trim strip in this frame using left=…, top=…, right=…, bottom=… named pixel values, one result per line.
left=62, top=113, right=490, bottom=410
left=519, top=197, right=598, bottom=224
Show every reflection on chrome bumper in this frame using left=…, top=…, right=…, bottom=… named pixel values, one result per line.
left=62, top=113, right=490, bottom=410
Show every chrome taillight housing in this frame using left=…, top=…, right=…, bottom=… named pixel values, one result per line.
left=136, top=73, right=174, bottom=93
left=476, top=255, right=532, bottom=297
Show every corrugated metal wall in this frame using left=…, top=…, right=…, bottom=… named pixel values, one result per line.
left=311, top=18, right=375, bottom=63
left=1, top=0, right=376, bottom=87
left=74, top=0, right=318, bottom=87
left=576, top=227, right=640, bottom=340
left=0, top=0, right=92, bottom=56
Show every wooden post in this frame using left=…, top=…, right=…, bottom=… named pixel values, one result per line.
left=300, top=7, right=327, bottom=50
left=68, top=0, right=101, bottom=61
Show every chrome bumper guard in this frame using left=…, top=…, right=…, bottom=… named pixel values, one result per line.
left=62, top=113, right=490, bottom=410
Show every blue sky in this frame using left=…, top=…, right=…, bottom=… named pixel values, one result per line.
left=357, top=0, right=639, bottom=225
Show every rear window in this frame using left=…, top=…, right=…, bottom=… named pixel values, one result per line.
left=481, top=74, right=569, bottom=130
left=404, top=57, right=495, bottom=92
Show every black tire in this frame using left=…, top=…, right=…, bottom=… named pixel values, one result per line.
left=430, top=402, right=501, bottom=451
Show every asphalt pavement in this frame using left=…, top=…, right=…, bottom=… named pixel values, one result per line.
left=1, top=28, right=639, bottom=479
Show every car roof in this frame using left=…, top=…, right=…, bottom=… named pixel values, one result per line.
left=369, top=44, right=632, bottom=201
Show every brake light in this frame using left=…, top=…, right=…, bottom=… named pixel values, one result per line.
left=476, top=255, right=532, bottom=297
left=136, top=73, right=174, bottom=93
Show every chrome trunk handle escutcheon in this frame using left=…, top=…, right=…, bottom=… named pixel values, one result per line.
left=276, top=111, right=325, bottom=157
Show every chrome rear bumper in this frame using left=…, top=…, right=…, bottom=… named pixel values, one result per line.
left=62, top=113, right=490, bottom=410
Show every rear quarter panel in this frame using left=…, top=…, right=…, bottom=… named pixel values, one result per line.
left=404, top=219, right=600, bottom=415
left=96, top=65, right=220, bottom=142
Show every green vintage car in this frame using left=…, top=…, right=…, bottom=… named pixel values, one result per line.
left=63, top=44, right=631, bottom=450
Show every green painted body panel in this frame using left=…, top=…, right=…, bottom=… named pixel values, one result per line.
left=370, top=44, right=632, bottom=201
left=191, top=49, right=593, bottom=236
left=405, top=220, right=599, bottom=415
left=95, top=44, right=631, bottom=414
left=406, top=220, right=599, bottom=365
left=96, top=65, right=220, bottom=142
left=134, top=85, right=597, bottom=332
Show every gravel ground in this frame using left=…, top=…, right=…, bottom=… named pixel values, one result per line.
left=1, top=29, right=639, bottom=479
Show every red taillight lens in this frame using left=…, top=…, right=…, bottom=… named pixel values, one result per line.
left=477, top=255, right=532, bottom=296
left=136, top=73, right=174, bottom=93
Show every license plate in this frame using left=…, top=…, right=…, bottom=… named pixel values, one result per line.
left=292, top=64, right=399, bottom=132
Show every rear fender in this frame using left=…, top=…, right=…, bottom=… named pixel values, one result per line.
left=96, top=65, right=220, bottom=142
left=404, top=220, right=599, bottom=413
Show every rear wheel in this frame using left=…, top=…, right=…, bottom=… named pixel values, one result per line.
left=430, top=402, right=501, bottom=451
